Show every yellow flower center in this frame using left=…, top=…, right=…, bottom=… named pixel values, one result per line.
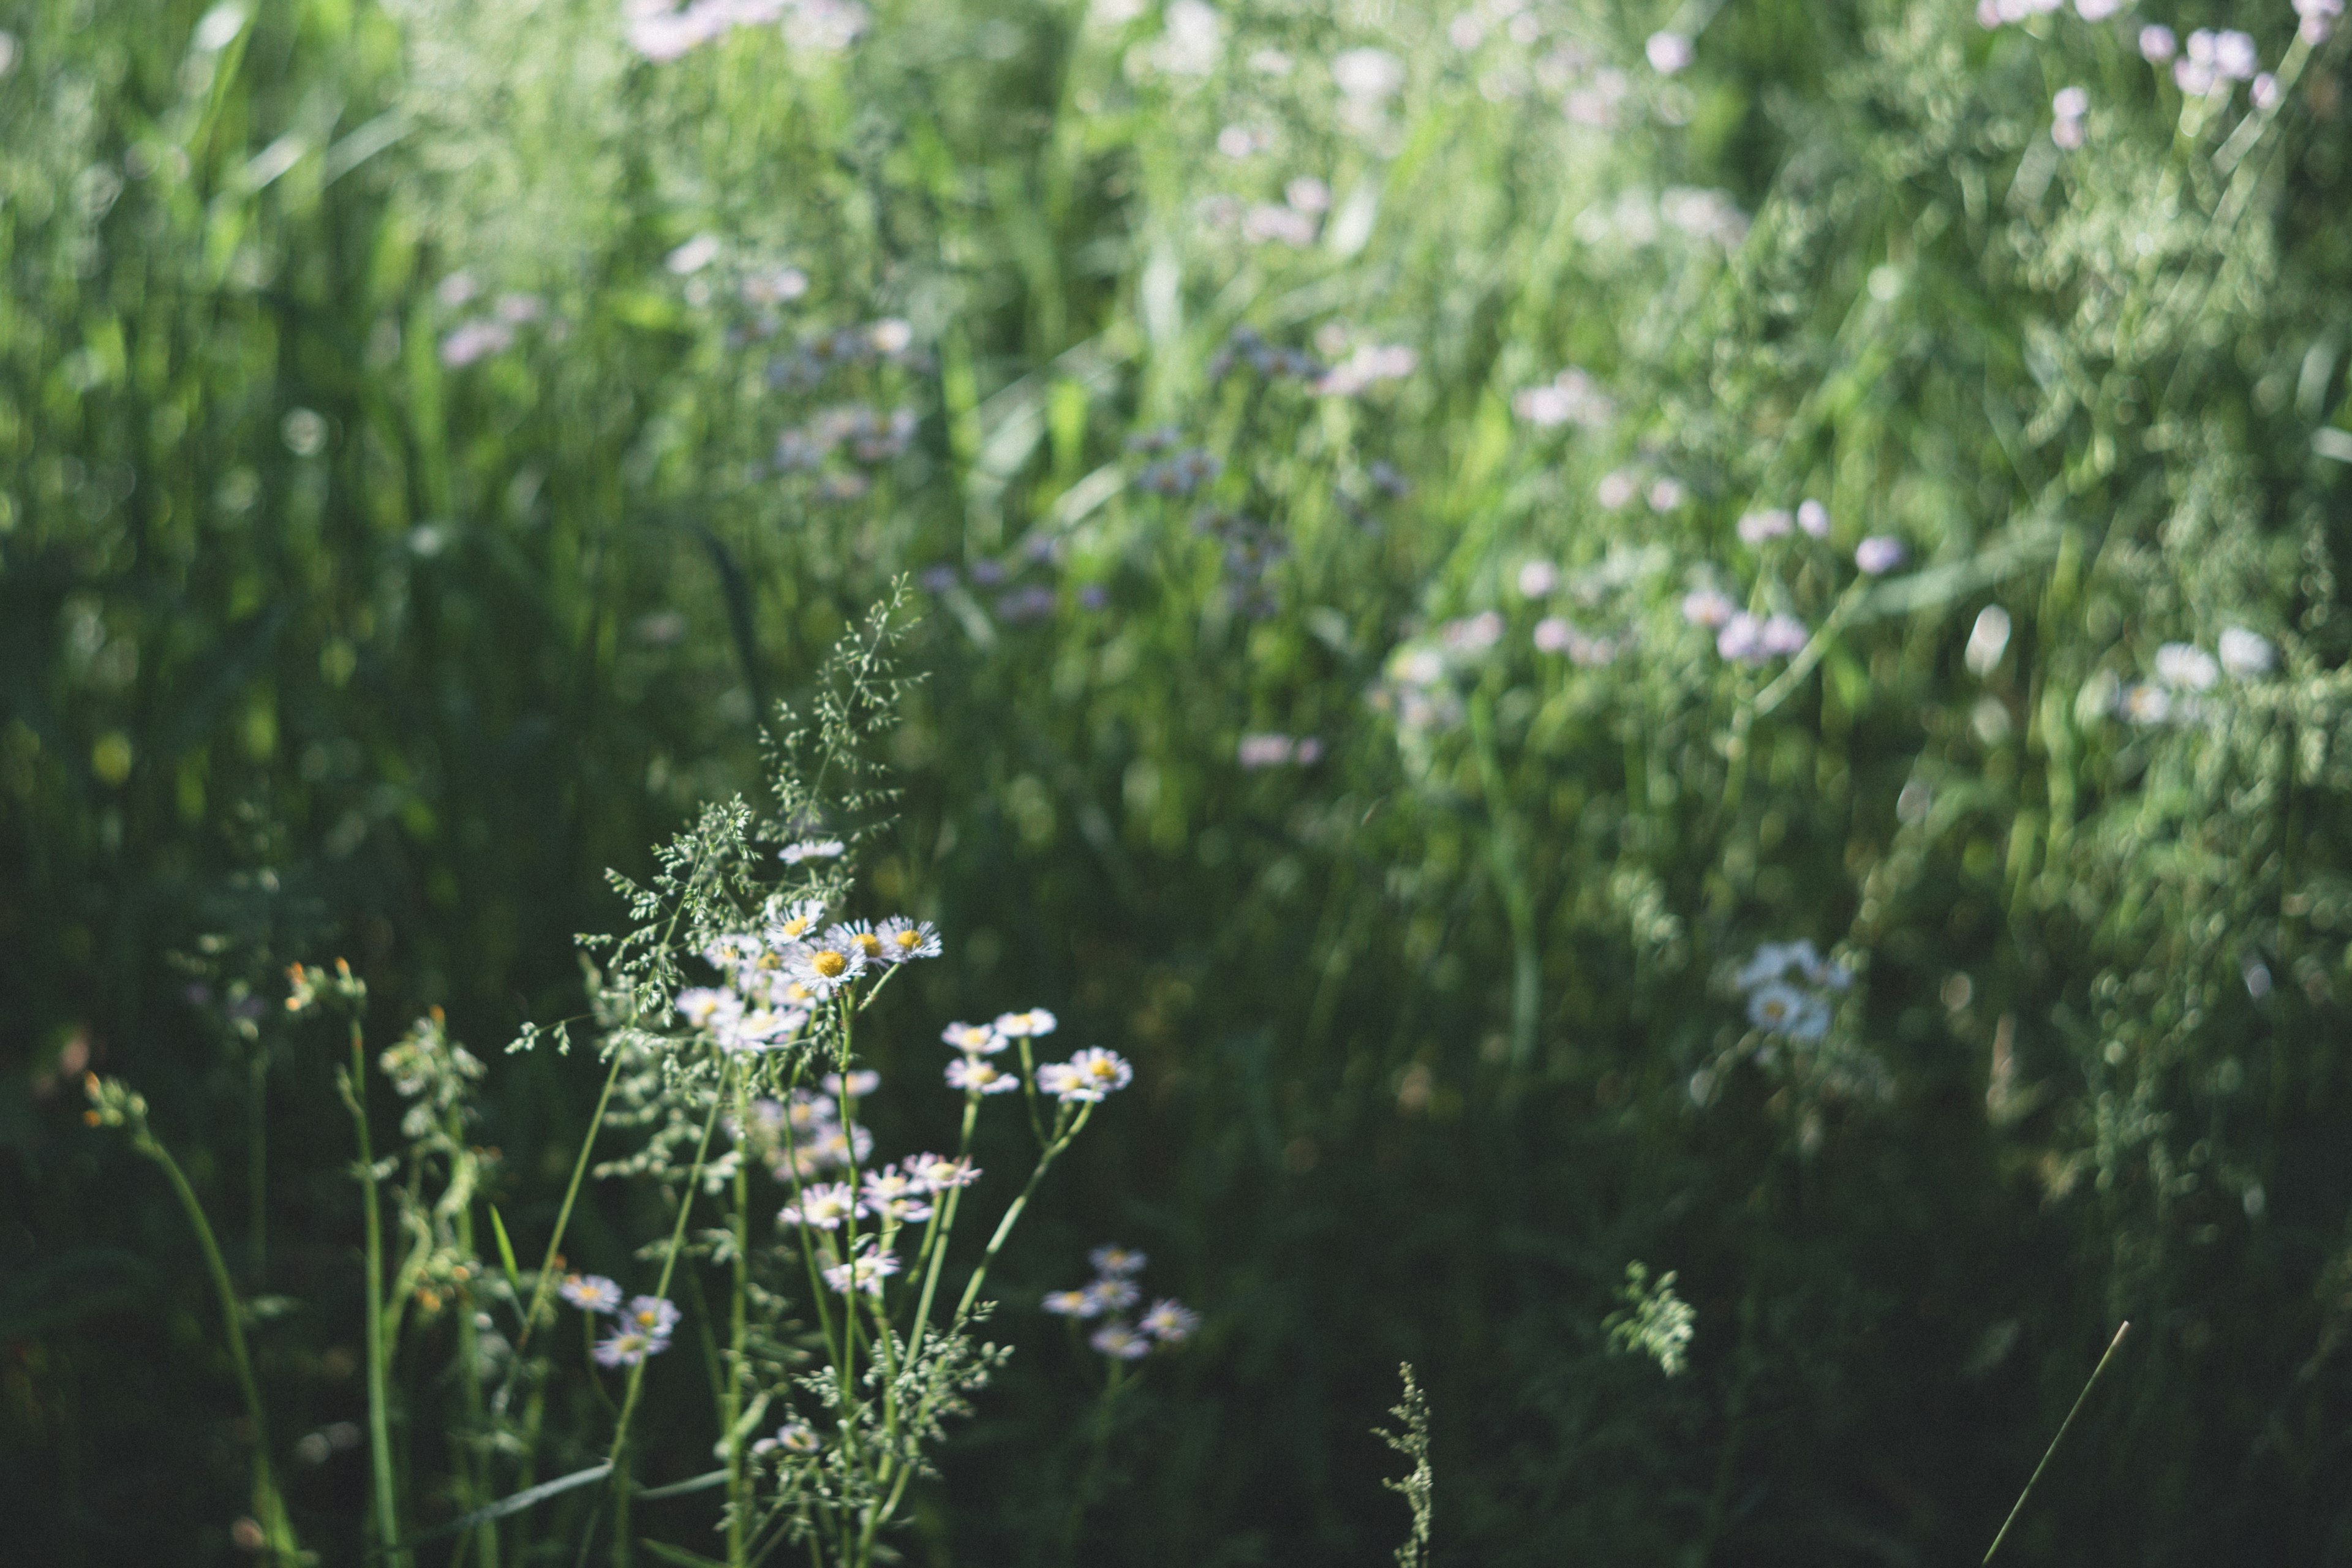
left=813, top=950, right=848, bottom=979
left=783, top=916, right=814, bottom=938
left=853, top=932, right=883, bottom=957
left=892, top=930, right=920, bottom=949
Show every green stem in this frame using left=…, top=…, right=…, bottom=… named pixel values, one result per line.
left=132, top=1127, right=300, bottom=1562
left=902, top=1094, right=980, bottom=1368
left=518, top=1047, right=629, bottom=1351
left=451, top=1127, right=501, bottom=1568
left=343, top=1023, right=409, bottom=1567
left=952, top=1101, right=1087, bottom=1329
left=247, top=1047, right=268, bottom=1285
left=729, top=1065, right=753, bottom=1568
left=1982, top=1322, right=2132, bottom=1564
left=603, top=1084, right=726, bottom=1567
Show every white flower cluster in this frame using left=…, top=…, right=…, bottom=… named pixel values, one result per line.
left=1735, top=940, right=1851, bottom=1043
left=1041, top=1243, right=1199, bottom=1360
left=559, top=1274, right=681, bottom=1367
left=938, top=1010, right=1136, bottom=1105
left=676, top=894, right=942, bottom=1055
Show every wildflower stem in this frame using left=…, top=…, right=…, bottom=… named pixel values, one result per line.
left=728, top=1065, right=753, bottom=1568
left=902, top=1093, right=980, bottom=1367
left=951, top=1101, right=1090, bottom=1326
left=341, top=1021, right=409, bottom=1567
left=1982, top=1321, right=2132, bottom=1564
left=127, top=1118, right=301, bottom=1562
left=602, top=1080, right=726, bottom=1567
left=518, top=1047, right=628, bottom=1351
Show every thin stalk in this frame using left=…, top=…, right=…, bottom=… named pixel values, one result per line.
left=902, top=1094, right=980, bottom=1366
left=1982, top=1322, right=2132, bottom=1565
left=1060, top=1362, right=1128, bottom=1568
left=342, top=1022, right=409, bottom=1567
left=952, top=1101, right=1088, bottom=1327
left=728, top=1065, right=754, bottom=1568
left=132, top=1126, right=300, bottom=1562
left=603, top=1084, right=726, bottom=1568
left=247, top=1047, right=268, bottom=1284
left=451, top=1128, right=501, bottom=1568
left=518, top=1048, right=630, bottom=1351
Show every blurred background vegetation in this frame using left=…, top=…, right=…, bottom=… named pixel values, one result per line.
left=5, top=0, right=2352, bottom=1561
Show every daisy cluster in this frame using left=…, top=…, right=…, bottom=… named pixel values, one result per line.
left=1681, top=500, right=1912, bottom=668
left=558, top=1273, right=681, bottom=1367
left=1041, top=1244, right=1199, bottom=1361
left=938, top=1009, right=1136, bottom=1105
left=1735, top=940, right=1852, bottom=1043
left=674, top=873, right=941, bottom=1055
left=767, top=1072, right=984, bottom=1297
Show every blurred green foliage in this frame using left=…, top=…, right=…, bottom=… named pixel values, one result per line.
left=5, top=0, right=2352, bottom=1562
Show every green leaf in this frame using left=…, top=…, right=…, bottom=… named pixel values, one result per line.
left=488, top=1204, right=522, bottom=1294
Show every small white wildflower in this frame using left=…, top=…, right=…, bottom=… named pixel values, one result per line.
left=821, top=1069, right=879, bottom=1099
left=1964, top=606, right=2012, bottom=677
left=2154, top=642, right=2220, bottom=692
left=822, top=1242, right=900, bottom=1298
left=1042, top=1288, right=1100, bottom=1317
left=1855, top=537, right=1907, bottom=575
left=1140, top=1299, right=1200, bottom=1343
left=665, top=234, right=722, bottom=276
left=1644, top=31, right=1693, bottom=75
left=781, top=1183, right=858, bottom=1230
left=942, top=1021, right=1008, bottom=1055
left=780, top=839, right=846, bottom=865
left=785, top=932, right=867, bottom=997
left=858, top=1166, right=933, bottom=1224
left=1041, top=1047, right=1133, bottom=1104
left=2139, top=24, right=2177, bottom=62
left=594, top=1328, right=664, bottom=1367
left=2218, top=627, right=2275, bottom=679
left=1646, top=477, right=1686, bottom=513
left=1081, top=1279, right=1140, bottom=1316
left=993, top=1008, right=1059, bottom=1038
left=1681, top=588, right=1735, bottom=628
left=623, top=1297, right=680, bottom=1340
left=1089, top=1243, right=1148, bottom=1276
left=876, top=916, right=942, bottom=963
left=946, top=1057, right=1020, bottom=1095
left=768, top=898, right=827, bottom=944
left=1597, top=470, right=1639, bottom=509
left=1332, top=47, right=1405, bottom=102
left=1747, top=982, right=1824, bottom=1038
left=1090, top=1322, right=1153, bottom=1360
left=1517, top=560, right=1559, bottom=598
left=1797, top=499, right=1830, bottom=538
left=676, top=987, right=731, bottom=1031
left=904, top=1152, right=981, bottom=1192
left=558, top=1274, right=622, bottom=1314
left=2118, top=682, right=2173, bottom=725
left=1739, top=510, right=1792, bottom=545
left=2053, top=86, right=2089, bottom=121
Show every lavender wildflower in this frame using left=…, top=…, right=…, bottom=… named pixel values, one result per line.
left=942, top=1021, right=1006, bottom=1054
left=822, top=1242, right=900, bottom=1298
left=558, top=1274, right=623, bottom=1313
left=1089, top=1244, right=1148, bottom=1276
left=1855, top=536, right=1907, bottom=575
left=1090, top=1322, right=1153, bottom=1360
left=1139, top=1299, right=1200, bottom=1343
left=1038, top=1047, right=1133, bottom=1104
left=946, top=1057, right=1019, bottom=1095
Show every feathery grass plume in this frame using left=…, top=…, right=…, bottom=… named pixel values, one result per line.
left=1376, top=1363, right=1434, bottom=1568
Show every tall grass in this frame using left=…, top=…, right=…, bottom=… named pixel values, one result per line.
left=6, top=0, right=2352, bottom=1562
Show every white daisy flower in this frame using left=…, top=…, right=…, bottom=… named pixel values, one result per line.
left=1080, top=1276, right=1140, bottom=1314
left=821, top=1242, right=900, bottom=1298
left=1042, top=1288, right=1100, bottom=1317
left=992, top=1008, right=1058, bottom=1038
left=752, top=1421, right=823, bottom=1457
left=1748, top=982, right=1830, bottom=1040
left=780, top=839, right=846, bottom=865
left=903, top=1152, right=981, bottom=1192
left=946, top=1057, right=1020, bottom=1095
left=876, top=916, right=943, bottom=963
left=623, top=1296, right=680, bottom=1340
left=1090, top=1322, right=1153, bottom=1360
left=676, top=987, right=733, bottom=1031
left=858, top=1167, right=935, bottom=1224
left=804, top=1123, right=873, bottom=1170
left=1140, top=1299, right=1200, bottom=1343
left=785, top=933, right=867, bottom=997
left=1088, top=1243, right=1148, bottom=1277
left=767, top=899, right=827, bottom=945
left=1042, top=1047, right=1133, bottom=1104
left=821, top=1069, right=880, bottom=1099
left=594, top=1327, right=665, bottom=1367
left=834, top=920, right=888, bottom=967
left=942, top=1021, right=1008, bottom=1055
left=778, top=1181, right=858, bottom=1231
left=558, top=1273, right=622, bottom=1314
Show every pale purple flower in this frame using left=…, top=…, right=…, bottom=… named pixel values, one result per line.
left=1081, top=1276, right=1141, bottom=1314
left=1090, top=1243, right=1148, bottom=1276
left=1533, top=616, right=1574, bottom=655
left=1646, top=477, right=1687, bottom=513
left=1717, top=612, right=1765, bottom=664
left=1140, top=1299, right=1200, bottom=1343
left=1855, top=536, right=1907, bottom=575
left=2139, top=24, right=2177, bottom=61
left=2212, top=29, right=2258, bottom=81
left=2251, top=72, right=2281, bottom=111
left=2053, top=117, right=2086, bottom=150
left=1797, top=499, right=1830, bottom=538
left=1597, top=470, right=1639, bottom=509
left=1091, top=1322, right=1153, bottom=1360
left=1644, top=31, right=1693, bottom=74
left=2300, top=0, right=2340, bottom=45
left=1758, top=614, right=1807, bottom=657
left=1243, top=204, right=1319, bottom=246
left=857, top=1166, right=933, bottom=1224
left=1681, top=587, right=1736, bottom=628
left=904, top=1152, right=981, bottom=1193
left=594, top=1328, right=665, bottom=1367
left=2075, top=0, right=2121, bottom=18
left=1441, top=611, right=1505, bottom=654
left=1043, top=1288, right=1101, bottom=1317
left=2054, top=85, right=2089, bottom=122
left=821, top=1069, right=880, bottom=1099
left=1286, top=176, right=1332, bottom=214
left=622, top=1296, right=681, bottom=1340
left=665, top=234, right=722, bottom=276
left=1518, top=560, right=1559, bottom=598
left=439, top=320, right=514, bottom=368
left=1738, top=509, right=1792, bottom=545
left=1238, top=734, right=1298, bottom=769
left=559, top=1274, right=623, bottom=1314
